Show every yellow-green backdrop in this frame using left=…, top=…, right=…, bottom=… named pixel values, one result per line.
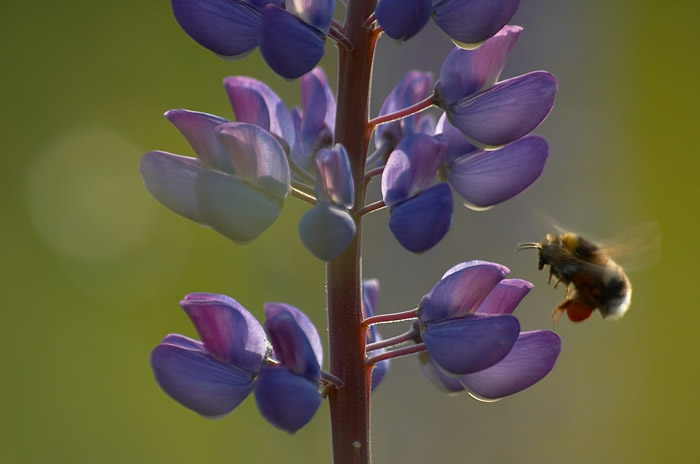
left=2, top=1, right=698, bottom=462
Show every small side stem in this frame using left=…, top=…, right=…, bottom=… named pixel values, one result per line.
left=363, top=308, right=419, bottom=326
left=330, top=26, right=355, bottom=51
left=361, top=12, right=376, bottom=30
left=364, top=166, right=384, bottom=182
left=321, top=370, right=345, bottom=389
left=356, top=200, right=386, bottom=218
left=290, top=187, right=317, bottom=205
left=368, top=94, right=436, bottom=128
left=366, top=328, right=419, bottom=352
left=365, top=140, right=392, bottom=167
left=367, top=343, right=427, bottom=365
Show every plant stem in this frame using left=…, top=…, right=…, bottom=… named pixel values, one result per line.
left=368, top=94, right=435, bottom=128
left=362, top=308, right=419, bottom=326
left=327, top=1, right=378, bottom=463
left=356, top=200, right=385, bottom=218
left=366, top=328, right=418, bottom=352
left=367, top=343, right=427, bottom=365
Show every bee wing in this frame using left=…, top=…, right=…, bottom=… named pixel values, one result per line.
left=597, top=221, right=661, bottom=271
left=532, top=209, right=572, bottom=236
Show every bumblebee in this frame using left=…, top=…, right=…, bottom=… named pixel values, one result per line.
left=516, top=223, right=659, bottom=323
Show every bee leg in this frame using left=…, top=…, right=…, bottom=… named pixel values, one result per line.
left=547, top=269, right=554, bottom=285
left=551, top=304, right=565, bottom=325
left=559, top=298, right=594, bottom=323
left=564, top=283, right=571, bottom=298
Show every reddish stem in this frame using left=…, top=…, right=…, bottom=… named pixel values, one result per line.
left=367, top=343, right=427, bottom=365
left=327, top=2, right=379, bottom=464
left=368, top=94, right=436, bottom=128
left=364, top=166, right=384, bottom=182
left=366, top=328, right=418, bottom=352
left=356, top=200, right=386, bottom=218
left=363, top=308, right=419, bottom=326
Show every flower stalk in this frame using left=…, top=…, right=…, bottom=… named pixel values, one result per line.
left=326, top=2, right=378, bottom=463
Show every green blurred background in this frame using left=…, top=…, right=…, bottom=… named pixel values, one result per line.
left=2, top=1, right=698, bottom=462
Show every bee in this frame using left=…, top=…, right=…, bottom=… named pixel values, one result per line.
left=516, top=222, right=660, bottom=323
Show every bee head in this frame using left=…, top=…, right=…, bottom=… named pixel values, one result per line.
left=515, top=241, right=546, bottom=269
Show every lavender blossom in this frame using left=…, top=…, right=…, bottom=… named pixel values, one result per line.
left=150, top=293, right=269, bottom=418
left=255, top=303, right=323, bottom=432
left=417, top=261, right=520, bottom=375
left=299, top=145, right=357, bottom=260
left=375, top=0, right=520, bottom=47
left=225, top=68, right=336, bottom=177
left=151, top=293, right=325, bottom=433
left=381, top=134, right=452, bottom=253
left=170, top=0, right=334, bottom=78
left=435, top=25, right=557, bottom=147
left=418, top=273, right=562, bottom=399
left=140, top=112, right=291, bottom=243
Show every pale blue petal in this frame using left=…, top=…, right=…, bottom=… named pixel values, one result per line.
left=139, top=151, right=205, bottom=223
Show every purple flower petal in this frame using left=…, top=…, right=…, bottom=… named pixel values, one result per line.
left=417, top=351, right=465, bottom=394
left=298, top=203, right=356, bottom=261
left=388, top=183, right=453, bottom=253
left=447, top=134, right=549, bottom=207
left=315, top=145, right=354, bottom=208
left=264, top=302, right=323, bottom=378
left=376, top=70, right=434, bottom=147
left=476, top=279, right=533, bottom=315
left=422, top=314, right=520, bottom=375
left=180, top=293, right=269, bottom=373
left=150, top=337, right=255, bottom=418
left=460, top=330, right=561, bottom=399
left=195, top=170, right=283, bottom=243
left=381, top=134, right=447, bottom=206
left=362, top=279, right=381, bottom=321
left=287, top=0, right=335, bottom=34
left=435, top=113, right=479, bottom=164
left=420, top=260, right=509, bottom=322
left=215, top=122, right=291, bottom=199
left=223, top=76, right=295, bottom=144
left=170, top=0, right=260, bottom=58
left=362, top=279, right=390, bottom=390
left=161, top=333, right=205, bottom=351
left=305, top=68, right=336, bottom=133
left=376, top=0, right=432, bottom=41
left=300, top=69, right=331, bottom=144
left=370, top=356, right=390, bottom=391
left=139, top=151, right=206, bottom=223
left=254, top=366, right=322, bottom=433
left=448, top=71, right=558, bottom=147
left=165, top=110, right=233, bottom=172
left=437, top=26, right=522, bottom=104
left=433, top=0, right=520, bottom=47
left=259, top=6, right=326, bottom=79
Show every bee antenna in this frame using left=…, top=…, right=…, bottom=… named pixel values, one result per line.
left=515, top=242, right=541, bottom=252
